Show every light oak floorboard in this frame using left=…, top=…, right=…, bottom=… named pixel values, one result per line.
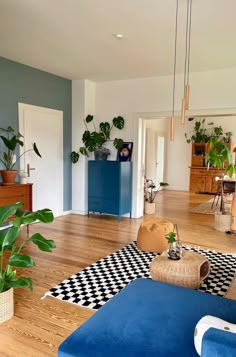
left=0, top=191, right=235, bottom=356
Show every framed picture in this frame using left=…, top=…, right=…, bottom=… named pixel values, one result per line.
left=116, top=142, right=133, bottom=162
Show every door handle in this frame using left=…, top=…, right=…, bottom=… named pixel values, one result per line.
left=27, top=163, right=36, bottom=177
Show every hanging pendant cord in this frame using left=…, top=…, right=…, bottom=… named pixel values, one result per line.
left=183, top=0, right=190, bottom=94
left=187, top=0, right=193, bottom=84
left=172, top=0, right=179, bottom=117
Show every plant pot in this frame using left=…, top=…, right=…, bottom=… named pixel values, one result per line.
left=0, top=170, right=17, bottom=186
left=94, top=148, right=110, bottom=161
left=144, top=202, right=156, bottom=214
left=167, top=242, right=182, bottom=260
left=0, top=288, right=14, bottom=323
left=214, top=212, right=231, bottom=232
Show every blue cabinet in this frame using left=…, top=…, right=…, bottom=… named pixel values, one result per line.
left=88, top=161, right=132, bottom=221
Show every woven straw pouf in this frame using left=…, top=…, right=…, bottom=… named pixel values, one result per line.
left=137, top=218, right=174, bottom=253
left=150, top=251, right=210, bottom=289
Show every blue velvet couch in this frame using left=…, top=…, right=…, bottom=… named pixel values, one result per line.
left=58, top=278, right=236, bottom=357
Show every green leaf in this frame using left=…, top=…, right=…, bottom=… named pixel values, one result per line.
left=8, top=277, right=33, bottom=291
left=85, top=114, right=94, bottom=123
left=113, top=138, right=123, bottom=149
left=33, top=142, right=42, bottom=158
left=0, top=226, right=19, bottom=249
left=9, top=254, right=35, bottom=268
left=79, top=147, right=89, bottom=156
left=29, top=233, right=56, bottom=252
left=0, top=202, right=23, bottom=224
left=113, top=116, right=124, bottom=130
left=70, top=151, right=80, bottom=163
left=0, top=277, right=4, bottom=292
left=99, top=122, right=111, bottom=139
left=160, top=182, right=169, bottom=187
left=35, top=209, right=54, bottom=223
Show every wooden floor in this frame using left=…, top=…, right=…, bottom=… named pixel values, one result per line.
left=0, top=191, right=236, bottom=357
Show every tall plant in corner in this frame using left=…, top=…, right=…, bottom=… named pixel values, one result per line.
left=205, top=137, right=236, bottom=214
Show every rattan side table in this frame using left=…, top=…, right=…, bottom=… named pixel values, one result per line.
left=150, top=251, right=210, bottom=289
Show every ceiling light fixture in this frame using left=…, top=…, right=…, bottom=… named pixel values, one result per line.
left=181, top=0, right=193, bottom=124
left=170, top=0, right=179, bottom=141
left=114, top=33, right=124, bottom=39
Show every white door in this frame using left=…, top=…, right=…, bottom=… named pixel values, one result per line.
left=156, top=136, right=165, bottom=185
left=18, top=103, right=63, bottom=217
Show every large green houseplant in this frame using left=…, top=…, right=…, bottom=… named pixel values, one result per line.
left=185, top=118, right=232, bottom=144
left=70, top=114, right=125, bottom=163
left=0, top=202, right=56, bottom=323
left=0, top=126, right=41, bottom=185
left=205, top=137, right=235, bottom=215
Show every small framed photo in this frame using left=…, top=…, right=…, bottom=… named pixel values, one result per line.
left=116, top=142, right=133, bottom=162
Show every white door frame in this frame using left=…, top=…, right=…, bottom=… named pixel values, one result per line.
left=18, top=102, right=63, bottom=215
left=132, top=107, right=236, bottom=219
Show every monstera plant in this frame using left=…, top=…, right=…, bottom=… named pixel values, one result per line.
left=70, top=114, right=125, bottom=163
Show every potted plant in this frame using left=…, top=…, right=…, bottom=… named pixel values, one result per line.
left=0, top=202, right=56, bottom=323
left=205, top=137, right=236, bottom=231
left=0, top=126, right=41, bottom=185
left=70, top=114, right=125, bottom=163
left=144, top=179, right=169, bottom=214
left=165, top=224, right=182, bottom=260
left=185, top=118, right=232, bottom=144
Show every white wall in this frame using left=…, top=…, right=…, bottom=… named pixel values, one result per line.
left=72, top=79, right=95, bottom=214
left=72, top=67, right=236, bottom=215
left=95, top=67, right=236, bottom=192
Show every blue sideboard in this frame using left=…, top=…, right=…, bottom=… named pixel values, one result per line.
left=88, top=161, right=132, bottom=221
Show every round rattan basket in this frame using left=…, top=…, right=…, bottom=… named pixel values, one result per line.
left=0, top=288, right=14, bottom=323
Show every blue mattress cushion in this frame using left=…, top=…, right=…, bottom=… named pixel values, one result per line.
left=58, top=278, right=236, bottom=357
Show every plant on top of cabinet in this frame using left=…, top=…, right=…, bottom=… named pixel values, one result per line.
left=70, top=115, right=125, bottom=163
left=0, top=126, right=41, bottom=185
left=184, top=118, right=232, bottom=144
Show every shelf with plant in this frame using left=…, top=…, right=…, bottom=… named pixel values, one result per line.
left=70, top=115, right=125, bottom=163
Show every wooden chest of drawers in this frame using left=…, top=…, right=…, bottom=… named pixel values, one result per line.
left=0, top=183, right=33, bottom=211
left=189, top=167, right=225, bottom=193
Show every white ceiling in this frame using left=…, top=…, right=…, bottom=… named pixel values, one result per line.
left=0, top=0, right=235, bottom=81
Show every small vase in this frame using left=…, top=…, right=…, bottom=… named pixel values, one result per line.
left=167, top=241, right=182, bottom=260
left=0, top=288, right=14, bottom=323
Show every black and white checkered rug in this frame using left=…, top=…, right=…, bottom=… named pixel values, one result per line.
left=43, top=242, right=236, bottom=310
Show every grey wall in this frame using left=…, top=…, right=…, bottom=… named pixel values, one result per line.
left=0, top=57, right=72, bottom=211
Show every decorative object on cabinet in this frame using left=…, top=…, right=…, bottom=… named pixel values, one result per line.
left=70, top=114, right=125, bottom=163
left=88, top=161, right=132, bottom=222
left=116, top=142, right=133, bottom=162
left=0, top=126, right=41, bottom=185
left=0, top=202, right=55, bottom=323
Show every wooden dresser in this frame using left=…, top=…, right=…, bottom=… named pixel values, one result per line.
left=189, top=167, right=225, bottom=193
left=0, top=183, right=33, bottom=210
